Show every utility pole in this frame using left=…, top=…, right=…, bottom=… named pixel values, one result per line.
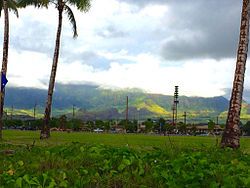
left=72, top=104, right=75, bottom=119
left=216, top=116, right=219, bottom=125
left=183, top=111, right=187, bottom=125
left=34, top=103, right=37, bottom=120
left=126, top=96, right=128, bottom=131
left=114, top=95, right=117, bottom=125
left=172, top=104, right=175, bottom=126
left=11, top=105, right=13, bottom=120
left=137, top=109, right=140, bottom=133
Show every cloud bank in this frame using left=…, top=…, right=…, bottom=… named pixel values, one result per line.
left=0, top=0, right=248, bottom=97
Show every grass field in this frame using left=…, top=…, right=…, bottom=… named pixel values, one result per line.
left=1, top=130, right=250, bottom=187
left=1, top=130, right=250, bottom=152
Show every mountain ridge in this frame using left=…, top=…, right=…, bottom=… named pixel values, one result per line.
left=3, top=84, right=234, bottom=121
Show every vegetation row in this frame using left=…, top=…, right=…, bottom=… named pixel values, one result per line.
left=0, top=143, right=250, bottom=187
left=2, top=117, right=250, bottom=136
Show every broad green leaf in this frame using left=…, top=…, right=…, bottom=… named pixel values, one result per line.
left=118, top=159, right=131, bottom=171
left=23, top=174, right=30, bottom=184
left=30, top=177, right=41, bottom=185
left=15, top=177, right=22, bottom=188
left=17, top=160, right=24, bottom=166
left=80, top=146, right=84, bottom=152
left=59, top=180, right=68, bottom=188
left=42, top=173, right=49, bottom=187
left=48, top=179, right=57, bottom=188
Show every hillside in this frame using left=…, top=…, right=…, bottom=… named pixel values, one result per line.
left=3, top=84, right=234, bottom=122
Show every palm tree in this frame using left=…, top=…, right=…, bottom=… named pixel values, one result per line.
left=221, top=0, right=250, bottom=148
left=19, top=0, right=91, bottom=139
left=0, top=0, right=18, bottom=140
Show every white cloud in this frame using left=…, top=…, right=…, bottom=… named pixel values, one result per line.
left=0, top=0, right=247, bottom=98
left=139, top=4, right=168, bottom=18
left=7, top=49, right=51, bottom=89
left=3, top=45, right=249, bottom=98
left=55, top=53, right=242, bottom=98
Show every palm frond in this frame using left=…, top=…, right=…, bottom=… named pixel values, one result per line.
left=8, top=0, right=19, bottom=17
left=66, top=0, right=91, bottom=12
left=64, top=4, right=77, bottom=38
left=17, top=0, right=49, bottom=8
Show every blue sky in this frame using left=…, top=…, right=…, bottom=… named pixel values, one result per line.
left=0, top=0, right=249, bottom=97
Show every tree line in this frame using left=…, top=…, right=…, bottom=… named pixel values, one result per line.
left=3, top=116, right=250, bottom=136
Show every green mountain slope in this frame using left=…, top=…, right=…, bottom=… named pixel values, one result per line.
left=4, top=84, right=232, bottom=121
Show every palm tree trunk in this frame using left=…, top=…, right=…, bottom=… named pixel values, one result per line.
left=40, top=3, right=63, bottom=139
left=221, top=0, right=250, bottom=148
left=0, top=0, right=9, bottom=140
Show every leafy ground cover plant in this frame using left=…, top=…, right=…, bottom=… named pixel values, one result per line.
left=1, top=142, right=250, bottom=187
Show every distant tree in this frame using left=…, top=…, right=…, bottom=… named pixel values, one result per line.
left=48, top=117, right=59, bottom=128
left=29, top=119, right=43, bottom=130
left=243, top=121, right=250, bottom=136
left=158, top=118, right=165, bottom=134
left=190, top=124, right=197, bottom=136
left=220, top=124, right=225, bottom=129
left=3, top=119, right=22, bottom=128
left=144, top=119, right=154, bottom=133
left=208, top=119, right=215, bottom=132
left=177, top=122, right=187, bottom=134
left=68, top=119, right=82, bottom=131
left=14, top=119, right=23, bottom=127
left=0, top=0, right=18, bottom=139
left=126, top=120, right=137, bottom=133
left=221, top=0, right=250, bottom=148
left=59, top=115, right=67, bottom=130
left=165, top=123, right=174, bottom=134
left=119, top=119, right=126, bottom=128
left=109, top=120, right=117, bottom=129
left=103, top=121, right=111, bottom=132
left=86, top=121, right=95, bottom=131
left=95, top=120, right=104, bottom=129
left=118, top=119, right=137, bottom=133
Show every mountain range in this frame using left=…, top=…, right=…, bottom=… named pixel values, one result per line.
left=4, top=84, right=250, bottom=123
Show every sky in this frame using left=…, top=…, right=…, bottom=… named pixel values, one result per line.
left=0, top=0, right=249, bottom=98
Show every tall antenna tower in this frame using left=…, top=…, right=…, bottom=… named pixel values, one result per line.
left=172, top=86, right=179, bottom=127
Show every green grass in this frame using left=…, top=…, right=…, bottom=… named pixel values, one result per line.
left=1, top=130, right=250, bottom=187
left=1, top=141, right=250, bottom=187
left=1, top=130, right=250, bottom=152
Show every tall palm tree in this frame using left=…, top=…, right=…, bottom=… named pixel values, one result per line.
left=19, top=0, right=91, bottom=139
left=0, top=0, right=18, bottom=140
left=221, top=0, right=250, bottom=148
